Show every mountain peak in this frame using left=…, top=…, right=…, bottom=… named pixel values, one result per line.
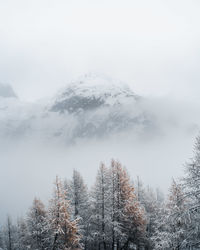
left=72, top=72, right=134, bottom=95
left=51, top=74, right=138, bottom=113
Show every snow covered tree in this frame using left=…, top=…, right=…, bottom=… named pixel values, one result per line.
left=166, top=179, right=187, bottom=249
left=152, top=179, right=187, bottom=250
left=0, top=226, right=5, bottom=250
left=26, top=198, right=49, bottom=249
left=182, top=135, right=200, bottom=248
left=88, top=160, right=146, bottom=249
left=89, top=163, right=111, bottom=249
left=64, top=170, right=90, bottom=248
left=156, top=188, right=164, bottom=204
left=49, top=176, right=81, bottom=250
left=109, top=159, right=146, bottom=249
left=144, top=187, right=163, bottom=249
left=6, top=216, right=13, bottom=250
left=150, top=202, right=169, bottom=250
left=16, top=218, right=29, bottom=250
left=3, top=216, right=17, bottom=250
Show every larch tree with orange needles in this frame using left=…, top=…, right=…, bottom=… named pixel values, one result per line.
left=109, top=160, right=146, bottom=250
left=49, top=176, right=81, bottom=250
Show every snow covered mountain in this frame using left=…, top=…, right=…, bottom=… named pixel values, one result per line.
left=0, top=75, right=153, bottom=144
left=48, top=74, right=151, bottom=141
left=51, top=73, right=139, bottom=113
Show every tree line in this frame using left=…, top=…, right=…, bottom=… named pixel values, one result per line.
left=1, top=136, right=200, bottom=249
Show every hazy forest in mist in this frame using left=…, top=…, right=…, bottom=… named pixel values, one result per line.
left=1, top=0, right=200, bottom=249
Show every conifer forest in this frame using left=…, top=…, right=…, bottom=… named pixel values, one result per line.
left=1, top=136, right=200, bottom=250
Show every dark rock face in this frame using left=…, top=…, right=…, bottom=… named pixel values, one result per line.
left=51, top=95, right=105, bottom=113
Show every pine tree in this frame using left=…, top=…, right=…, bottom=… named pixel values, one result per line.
left=89, top=163, right=111, bottom=250
left=26, top=198, right=49, bottom=249
left=120, top=168, right=146, bottom=249
left=143, top=187, right=161, bottom=249
left=49, top=176, right=81, bottom=250
left=109, top=160, right=146, bottom=249
left=16, top=218, right=29, bottom=250
left=152, top=179, right=187, bottom=250
left=167, top=179, right=187, bottom=249
left=183, top=135, right=200, bottom=248
left=150, top=202, right=169, bottom=250
left=6, top=216, right=13, bottom=250
left=64, top=170, right=90, bottom=249
left=0, top=225, right=5, bottom=250
left=3, top=216, right=17, bottom=250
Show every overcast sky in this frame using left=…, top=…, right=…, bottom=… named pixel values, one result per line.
left=0, top=0, right=200, bottom=102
